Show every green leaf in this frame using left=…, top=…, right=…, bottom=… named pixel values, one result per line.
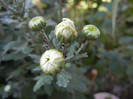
left=44, top=84, right=54, bottom=95
left=52, top=38, right=61, bottom=49
left=67, top=67, right=89, bottom=93
left=22, top=47, right=33, bottom=54
left=127, top=65, right=133, bottom=77
left=107, top=51, right=119, bottom=61
left=1, top=16, right=18, bottom=24
left=127, top=15, right=133, bottom=22
left=49, top=31, right=55, bottom=41
left=67, top=42, right=79, bottom=57
left=7, top=65, right=28, bottom=80
left=56, top=71, right=72, bottom=88
left=3, top=41, right=27, bottom=53
left=109, top=62, right=126, bottom=78
left=119, top=36, right=133, bottom=45
left=28, top=54, right=40, bottom=63
left=95, top=60, right=106, bottom=73
left=73, top=53, right=88, bottom=60
left=33, top=74, right=53, bottom=92
left=2, top=51, right=26, bottom=61
left=127, top=45, right=133, bottom=50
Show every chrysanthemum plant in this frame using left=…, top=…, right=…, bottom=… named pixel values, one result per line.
left=29, top=16, right=100, bottom=91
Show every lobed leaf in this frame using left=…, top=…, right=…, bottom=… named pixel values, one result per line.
left=56, top=71, right=72, bottom=88
left=33, top=74, right=53, bottom=92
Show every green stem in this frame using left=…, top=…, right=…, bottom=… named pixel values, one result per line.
left=72, top=90, right=75, bottom=99
left=65, top=40, right=88, bottom=61
left=61, top=43, right=68, bottom=57
left=40, top=30, right=55, bottom=48
left=58, top=0, right=62, bottom=21
left=41, top=30, right=51, bottom=44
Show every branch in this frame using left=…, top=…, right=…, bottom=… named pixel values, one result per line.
left=65, top=40, right=88, bottom=61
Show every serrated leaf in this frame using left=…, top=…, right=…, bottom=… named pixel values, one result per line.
left=28, top=54, right=40, bottom=63
left=2, top=51, right=26, bottom=61
left=3, top=41, right=27, bottom=53
left=56, top=71, right=72, bottom=88
left=1, top=16, right=18, bottom=24
left=67, top=67, right=89, bottom=93
left=33, top=74, right=53, bottom=92
left=22, top=47, right=33, bottom=54
left=52, top=38, right=60, bottom=49
left=73, top=53, right=88, bottom=60
left=67, top=42, right=79, bottom=57
left=49, top=31, right=55, bottom=41
left=32, top=67, right=41, bottom=72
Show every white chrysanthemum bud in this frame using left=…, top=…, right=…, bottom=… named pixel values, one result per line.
left=4, top=85, right=11, bottom=92
left=82, top=25, right=100, bottom=39
left=55, top=18, right=78, bottom=42
left=40, top=49, right=65, bottom=74
left=29, top=16, right=46, bottom=31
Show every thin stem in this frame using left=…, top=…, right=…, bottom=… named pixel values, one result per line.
left=65, top=40, right=88, bottom=61
left=40, top=29, right=55, bottom=48
left=58, top=0, right=62, bottom=21
left=39, top=32, right=46, bottom=42
left=0, top=0, right=19, bottom=15
left=41, top=30, right=50, bottom=43
left=72, top=90, right=75, bottom=99
left=61, top=43, right=68, bottom=57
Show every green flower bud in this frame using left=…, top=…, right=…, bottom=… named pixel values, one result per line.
left=29, top=16, right=46, bottom=31
left=55, top=18, right=78, bottom=42
left=40, top=49, right=65, bottom=74
left=82, top=25, right=100, bottom=39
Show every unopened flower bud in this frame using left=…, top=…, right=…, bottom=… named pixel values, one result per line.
left=82, top=25, right=100, bottom=39
left=55, top=18, right=78, bottom=42
left=4, top=85, right=11, bottom=92
left=40, top=49, right=65, bottom=74
left=29, top=16, right=46, bottom=31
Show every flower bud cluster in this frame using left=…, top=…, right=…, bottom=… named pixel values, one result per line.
left=29, top=16, right=100, bottom=75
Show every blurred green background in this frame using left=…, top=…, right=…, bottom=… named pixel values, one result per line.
left=0, top=0, right=133, bottom=99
